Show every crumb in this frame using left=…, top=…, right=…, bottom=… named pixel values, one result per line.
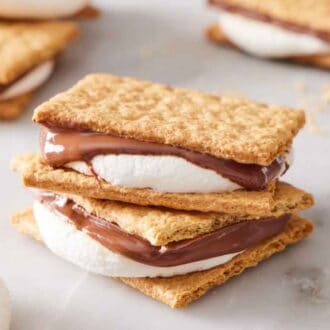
left=284, top=267, right=328, bottom=305
left=294, top=82, right=328, bottom=135
left=306, top=114, right=324, bottom=135
left=295, top=82, right=307, bottom=93
left=322, top=86, right=330, bottom=105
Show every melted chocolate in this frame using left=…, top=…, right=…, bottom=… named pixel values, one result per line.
left=40, top=126, right=287, bottom=191
left=209, top=0, right=330, bottom=43
left=38, top=192, right=290, bottom=267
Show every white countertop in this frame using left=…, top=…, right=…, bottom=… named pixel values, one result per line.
left=0, top=1, right=329, bottom=329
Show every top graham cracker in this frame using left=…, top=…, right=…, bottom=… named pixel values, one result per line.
left=33, top=74, right=305, bottom=165
left=0, top=21, right=79, bottom=84
left=209, top=0, right=330, bottom=34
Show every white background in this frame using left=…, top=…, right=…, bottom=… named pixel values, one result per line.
left=0, top=1, right=330, bottom=329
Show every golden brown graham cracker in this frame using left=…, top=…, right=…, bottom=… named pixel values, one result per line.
left=206, top=24, right=330, bottom=70
left=0, top=92, right=33, bottom=120
left=12, top=153, right=278, bottom=215
left=0, top=21, right=79, bottom=85
left=33, top=73, right=305, bottom=166
left=38, top=181, right=313, bottom=246
left=209, top=0, right=330, bottom=35
left=11, top=210, right=314, bottom=308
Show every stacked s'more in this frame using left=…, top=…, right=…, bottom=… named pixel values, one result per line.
left=0, top=1, right=99, bottom=120
left=207, top=0, right=330, bottom=69
left=11, top=74, right=314, bottom=308
left=0, top=21, right=78, bottom=120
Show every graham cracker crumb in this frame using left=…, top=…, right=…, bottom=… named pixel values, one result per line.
left=295, top=82, right=307, bottom=93
left=295, top=82, right=329, bottom=135
left=322, top=85, right=330, bottom=105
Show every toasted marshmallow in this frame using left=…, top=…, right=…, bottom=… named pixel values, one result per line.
left=34, top=201, right=242, bottom=278
left=0, top=277, right=11, bottom=330
left=0, top=60, right=55, bottom=101
left=0, top=0, right=89, bottom=19
left=65, top=154, right=242, bottom=193
left=218, top=11, right=330, bottom=58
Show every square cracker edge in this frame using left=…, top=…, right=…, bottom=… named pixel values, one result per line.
left=11, top=209, right=314, bottom=308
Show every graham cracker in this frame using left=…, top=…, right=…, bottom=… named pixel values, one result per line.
left=0, top=92, right=33, bottom=120
left=46, top=181, right=313, bottom=246
left=209, top=0, right=330, bottom=35
left=0, top=21, right=79, bottom=85
left=11, top=209, right=314, bottom=308
left=12, top=153, right=278, bottom=215
left=206, top=24, right=330, bottom=69
left=32, top=73, right=305, bottom=166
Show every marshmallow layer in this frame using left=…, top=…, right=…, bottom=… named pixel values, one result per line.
left=34, top=201, right=242, bottom=278
left=66, top=154, right=243, bottom=193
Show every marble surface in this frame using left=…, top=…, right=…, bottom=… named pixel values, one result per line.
left=0, top=0, right=330, bottom=329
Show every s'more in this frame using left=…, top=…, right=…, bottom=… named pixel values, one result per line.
left=12, top=183, right=313, bottom=308
left=0, top=21, right=78, bottom=120
left=11, top=74, right=314, bottom=307
left=207, top=0, right=330, bottom=69
left=13, top=73, right=305, bottom=214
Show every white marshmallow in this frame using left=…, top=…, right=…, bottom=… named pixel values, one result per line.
left=65, top=154, right=242, bottom=193
left=0, top=277, right=11, bottom=330
left=0, top=0, right=88, bottom=19
left=218, top=11, right=330, bottom=58
left=0, top=60, right=55, bottom=101
left=34, top=201, right=243, bottom=278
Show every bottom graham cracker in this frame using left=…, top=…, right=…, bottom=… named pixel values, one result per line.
left=206, top=24, right=330, bottom=70
left=12, top=208, right=313, bottom=308
left=0, top=93, right=33, bottom=120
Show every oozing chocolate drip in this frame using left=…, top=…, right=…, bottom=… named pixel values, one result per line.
left=40, top=126, right=288, bottom=191
left=38, top=192, right=290, bottom=267
left=209, top=0, right=330, bottom=43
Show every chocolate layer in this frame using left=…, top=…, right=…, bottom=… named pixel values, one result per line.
left=40, top=126, right=288, bottom=191
left=38, top=191, right=290, bottom=267
left=209, top=0, right=330, bottom=43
